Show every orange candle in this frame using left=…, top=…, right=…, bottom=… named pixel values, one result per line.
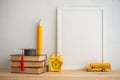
left=37, top=19, right=43, bottom=55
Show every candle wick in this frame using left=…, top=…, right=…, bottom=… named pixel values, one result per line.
left=39, top=19, right=41, bottom=25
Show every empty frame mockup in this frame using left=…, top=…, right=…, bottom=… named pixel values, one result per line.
left=57, top=8, right=105, bottom=70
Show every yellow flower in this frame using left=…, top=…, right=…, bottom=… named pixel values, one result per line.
left=49, top=55, right=64, bottom=72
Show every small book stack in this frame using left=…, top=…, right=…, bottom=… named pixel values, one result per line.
left=10, top=54, right=48, bottom=74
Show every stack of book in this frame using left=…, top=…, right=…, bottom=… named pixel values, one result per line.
left=10, top=54, right=48, bottom=74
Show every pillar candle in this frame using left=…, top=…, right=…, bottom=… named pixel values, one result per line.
left=37, top=20, right=43, bottom=55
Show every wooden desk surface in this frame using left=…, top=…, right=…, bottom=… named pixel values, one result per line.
left=0, top=70, right=120, bottom=80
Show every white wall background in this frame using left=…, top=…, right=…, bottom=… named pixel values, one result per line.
left=0, top=0, right=120, bottom=70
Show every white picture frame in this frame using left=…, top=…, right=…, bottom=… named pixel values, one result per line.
left=57, top=7, right=106, bottom=70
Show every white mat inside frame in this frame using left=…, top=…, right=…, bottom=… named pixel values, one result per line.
left=57, top=7, right=106, bottom=70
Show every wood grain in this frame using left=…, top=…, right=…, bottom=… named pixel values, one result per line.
left=0, top=70, right=120, bottom=80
